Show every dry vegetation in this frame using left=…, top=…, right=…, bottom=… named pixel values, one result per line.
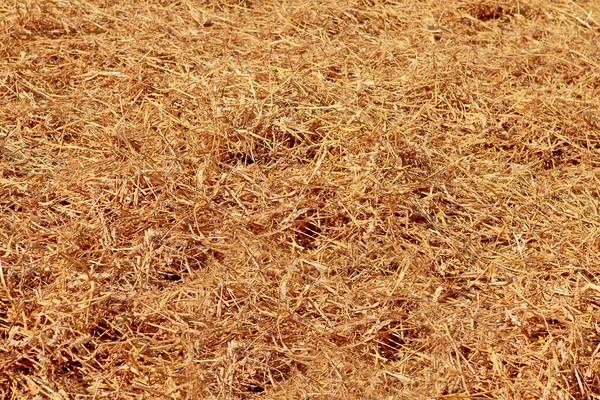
left=1, top=0, right=600, bottom=398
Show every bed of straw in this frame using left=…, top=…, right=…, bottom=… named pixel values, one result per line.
left=1, top=0, right=600, bottom=398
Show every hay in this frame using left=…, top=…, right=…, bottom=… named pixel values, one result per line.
left=1, top=0, right=600, bottom=398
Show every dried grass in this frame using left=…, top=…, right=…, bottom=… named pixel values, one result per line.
left=1, top=0, right=600, bottom=398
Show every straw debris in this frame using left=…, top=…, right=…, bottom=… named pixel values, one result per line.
left=1, top=0, right=600, bottom=398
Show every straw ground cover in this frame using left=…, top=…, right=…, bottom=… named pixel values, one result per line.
left=1, top=0, right=600, bottom=398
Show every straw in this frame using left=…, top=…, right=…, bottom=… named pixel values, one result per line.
left=1, top=0, right=600, bottom=398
